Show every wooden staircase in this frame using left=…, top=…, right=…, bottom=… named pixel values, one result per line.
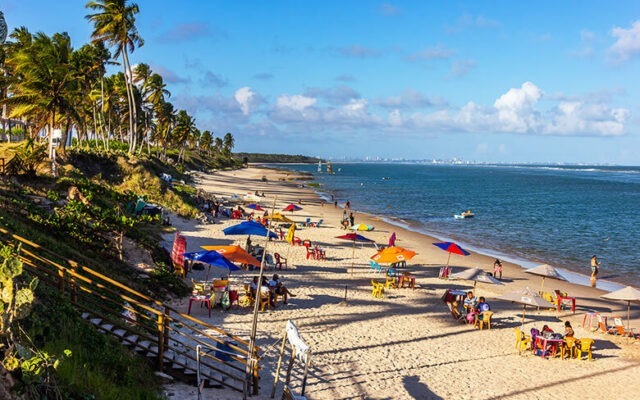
left=0, top=227, right=261, bottom=396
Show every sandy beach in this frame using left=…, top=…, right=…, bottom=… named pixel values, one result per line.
left=161, top=166, right=640, bottom=400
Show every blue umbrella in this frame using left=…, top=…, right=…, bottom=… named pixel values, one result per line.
left=183, top=250, right=241, bottom=281
left=183, top=250, right=241, bottom=271
left=223, top=220, right=278, bottom=238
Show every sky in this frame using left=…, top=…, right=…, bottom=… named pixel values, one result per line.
left=3, top=1, right=640, bottom=164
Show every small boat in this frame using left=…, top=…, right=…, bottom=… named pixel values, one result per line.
left=454, top=210, right=475, bottom=219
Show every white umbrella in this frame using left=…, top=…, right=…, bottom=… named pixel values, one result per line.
left=498, top=287, right=555, bottom=326
left=601, top=286, right=640, bottom=332
left=524, top=264, right=567, bottom=294
left=450, top=267, right=503, bottom=294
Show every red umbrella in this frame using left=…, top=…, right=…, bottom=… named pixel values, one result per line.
left=246, top=203, right=264, bottom=211
left=282, top=204, right=302, bottom=212
left=432, top=242, right=470, bottom=279
left=336, top=233, right=374, bottom=275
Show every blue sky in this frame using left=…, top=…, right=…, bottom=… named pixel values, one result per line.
left=4, top=1, right=640, bottom=164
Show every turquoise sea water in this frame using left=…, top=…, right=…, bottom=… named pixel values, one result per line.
left=273, top=163, right=640, bottom=290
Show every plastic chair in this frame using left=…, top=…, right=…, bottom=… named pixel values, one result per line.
left=310, top=218, right=323, bottom=227
left=371, top=279, right=385, bottom=298
left=369, top=260, right=384, bottom=274
left=305, top=245, right=316, bottom=260
left=274, top=253, right=288, bottom=270
left=562, top=337, right=578, bottom=359
left=514, top=328, right=532, bottom=354
left=384, top=276, right=397, bottom=289
left=314, top=246, right=326, bottom=260
left=191, top=278, right=206, bottom=295
left=258, top=290, right=271, bottom=312
left=541, top=292, right=558, bottom=310
left=474, top=311, right=493, bottom=330
left=575, top=338, right=594, bottom=360
left=609, top=316, right=636, bottom=337
left=240, top=284, right=254, bottom=307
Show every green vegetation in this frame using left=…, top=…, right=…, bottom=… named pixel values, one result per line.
left=0, top=144, right=219, bottom=398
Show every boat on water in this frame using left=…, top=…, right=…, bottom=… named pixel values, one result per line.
left=454, top=210, right=474, bottom=219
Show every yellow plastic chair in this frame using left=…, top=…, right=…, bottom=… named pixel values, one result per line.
left=239, top=284, right=254, bottom=307
left=575, top=338, right=594, bottom=360
left=191, top=278, right=206, bottom=295
left=541, top=292, right=558, bottom=309
left=475, top=311, right=494, bottom=330
left=384, top=276, right=397, bottom=290
left=562, top=337, right=578, bottom=359
left=514, top=327, right=532, bottom=354
left=371, top=279, right=385, bottom=298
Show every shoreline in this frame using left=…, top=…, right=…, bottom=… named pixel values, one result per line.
left=163, top=165, right=640, bottom=400
left=278, top=163, right=630, bottom=293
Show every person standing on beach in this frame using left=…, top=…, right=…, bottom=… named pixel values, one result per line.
left=349, top=212, right=355, bottom=227
left=345, top=200, right=350, bottom=210
left=493, top=259, right=503, bottom=280
left=590, top=255, right=601, bottom=288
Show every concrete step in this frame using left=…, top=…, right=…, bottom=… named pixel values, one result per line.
left=112, top=328, right=127, bottom=339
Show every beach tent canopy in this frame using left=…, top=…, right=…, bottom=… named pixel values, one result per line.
left=371, top=246, right=416, bottom=264
left=601, top=286, right=640, bottom=332
left=498, top=287, right=554, bottom=326
left=246, top=203, right=265, bottom=211
left=524, top=264, right=567, bottom=293
left=450, top=267, right=503, bottom=293
left=283, top=204, right=302, bottom=212
left=350, top=223, right=375, bottom=231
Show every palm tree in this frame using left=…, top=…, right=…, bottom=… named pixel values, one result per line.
left=4, top=31, right=77, bottom=160
left=172, top=109, right=196, bottom=164
left=199, top=130, right=212, bottom=155
left=223, top=132, right=234, bottom=156
left=86, top=0, right=144, bottom=154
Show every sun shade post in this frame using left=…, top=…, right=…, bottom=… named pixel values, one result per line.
left=247, top=196, right=278, bottom=397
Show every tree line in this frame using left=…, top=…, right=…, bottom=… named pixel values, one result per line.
left=0, top=0, right=235, bottom=165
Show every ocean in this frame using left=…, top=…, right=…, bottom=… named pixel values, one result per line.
left=273, top=163, right=640, bottom=291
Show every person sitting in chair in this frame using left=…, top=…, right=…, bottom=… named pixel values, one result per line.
left=267, top=274, right=296, bottom=305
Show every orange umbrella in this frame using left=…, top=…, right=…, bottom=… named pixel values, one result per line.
left=371, top=246, right=416, bottom=264
left=200, top=245, right=261, bottom=267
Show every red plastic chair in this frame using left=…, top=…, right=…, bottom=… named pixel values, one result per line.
left=274, top=253, right=288, bottom=270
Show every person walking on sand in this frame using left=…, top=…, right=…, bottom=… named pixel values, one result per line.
left=590, top=255, right=601, bottom=288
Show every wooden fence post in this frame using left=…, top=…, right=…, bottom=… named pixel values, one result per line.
left=157, top=312, right=165, bottom=370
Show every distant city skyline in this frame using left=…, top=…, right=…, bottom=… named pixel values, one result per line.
left=4, top=1, right=640, bottom=164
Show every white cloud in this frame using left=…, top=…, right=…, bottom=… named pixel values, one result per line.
left=235, top=87, right=255, bottom=115
left=609, top=20, right=640, bottom=62
left=276, top=94, right=316, bottom=111
left=493, top=81, right=543, bottom=133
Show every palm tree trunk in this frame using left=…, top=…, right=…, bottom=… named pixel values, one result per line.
left=122, top=48, right=138, bottom=154
left=121, top=48, right=135, bottom=153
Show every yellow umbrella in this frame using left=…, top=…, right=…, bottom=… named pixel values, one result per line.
left=371, top=246, right=416, bottom=264
left=200, top=245, right=261, bottom=267
left=265, top=212, right=294, bottom=223
left=350, top=223, right=375, bottom=231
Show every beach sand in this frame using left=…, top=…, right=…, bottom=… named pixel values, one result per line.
left=160, top=166, right=640, bottom=400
